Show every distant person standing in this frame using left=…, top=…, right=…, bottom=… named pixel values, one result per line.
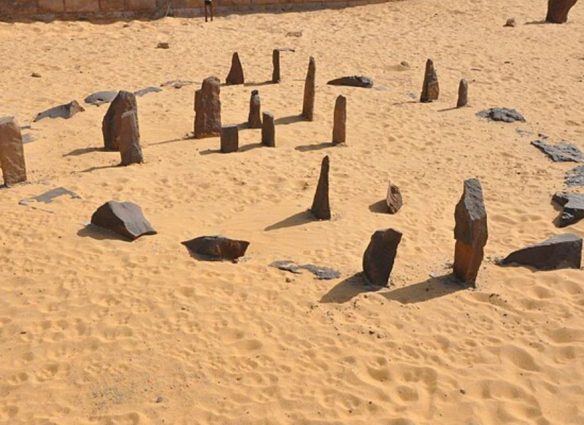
left=204, top=0, right=214, bottom=22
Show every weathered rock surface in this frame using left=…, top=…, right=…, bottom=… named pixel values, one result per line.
left=566, top=165, right=584, bottom=187
left=457, top=79, right=468, bottom=108
left=500, top=233, right=582, bottom=270
left=310, top=155, right=331, bottom=220
left=420, top=59, right=439, bottom=103
left=332, top=95, right=346, bottom=145
left=118, top=110, right=143, bottom=166
left=261, top=112, right=275, bottom=147
left=34, top=100, right=85, bottom=122
left=220, top=125, right=239, bottom=153
left=453, top=178, right=488, bottom=285
left=531, top=139, right=584, bottom=162
left=194, top=77, right=221, bottom=139
left=552, top=192, right=584, bottom=227
left=362, top=228, right=403, bottom=286
left=302, top=57, right=316, bottom=121
left=102, top=91, right=138, bottom=152
left=91, top=201, right=157, bottom=241
left=0, top=117, right=27, bottom=186
left=270, top=260, right=341, bottom=280
left=182, top=236, right=249, bottom=262
left=248, top=90, right=262, bottom=129
left=226, top=52, right=245, bottom=85
left=272, top=49, right=281, bottom=83
left=546, top=0, right=578, bottom=23
left=386, top=181, right=403, bottom=214
left=477, top=108, right=526, bottom=123
left=327, top=76, right=373, bottom=88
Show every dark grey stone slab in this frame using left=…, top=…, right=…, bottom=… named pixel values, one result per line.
left=327, top=76, right=373, bottom=88
left=532, top=139, right=584, bottom=163
left=182, top=236, right=249, bottom=262
left=270, top=260, right=341, bottom=280
left=500, top=233, right=582, bottom=270
left=33, top=100, right=85, bottom=122
left=477, top=108, right=525, bottom=123
left=91, top=201, right=157, bottom=241
left=566, top=166, right=584, bottom=187
left=553, top=192, right=584, bottom=227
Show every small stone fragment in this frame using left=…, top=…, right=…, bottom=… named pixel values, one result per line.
left=226, top=52, right=245, bottom=85
left=156, top=42, right=170, bottom=49
left=457, top=79, right=468, bottom=108
left=0, top=117, right=27, bottom=186
left=90, top=201, right=157, bottom=241
left=504, top=18, right=517, bottom=27
left=565, top=165, right=584, bottom=187
left=500, top=233, right=582, bottom=270
left=386, top=181, right=403, bottom=214
left=272, top=49, right=281, bottom=83
left=552, top=192, right=584, bottom=227
left=302, top=57, right=316, bottom=121
left=182, top=236, right=249, bottom=262
left=310, top=155, right=331, bottom=220
left=477, top=108, right=526, bottom=123
left=31, top=72, right=41, bottom=78
left=327, top=76, right=373, bottom=88
left=362, top=228, right=403, bottom=286
left=546, top=0, right=578, bottom=23
left=420, top=59, right=439, bottom=103
left=118, top=110, right=143, bottom=166
left=220, top=125, right=239, bottom=153
left=261, top=112, right=275, bottom=147
left=332, top=95, right=346, bottom=145
left=194, top=77, right=222, bottom=139
left=102, top=91, right=138, bottom=152
left=33, top=100, right=85, bottom=122
left=248, top=90, right=262, bottom=129
left=531, top=139, right=584, bottom=162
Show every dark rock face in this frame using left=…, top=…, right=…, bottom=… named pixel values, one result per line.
left=546, top=0, right=578, bottom=23
left=386, top=181, right=403, bottom=214
left=270, top=260, right=341, bottom=280
left=457, top=79, right=468, bottom=108
left=102, top=91, right=138, bottom=152
left=34, top=100, right=85, bottom=122
left=261, top=112, right=275, bottom=147
left=477, top=108, right=526, bottom=123
left=118, top=110, right=143, bottom=166
left=85, top=91, right=119, bottom=106
left=90, top=201, right=157, bottom=241
left=420, top=59, right=439, bottom=103
left=302, top=57, right=316, bottom=121
left=332, top=95, right=346, bottom=145
left=566, top=166, right=584, bottom=187
left=220, top=125, right=239, bottom=153
left=194, top=77, right=222, bottom=139
left=501, top=233, right=582, bottom=270
left=272, top=49, right=281, bottom=83
left=182, top=236, right=249, bottom=262
left=531, top=139, right=584, bottom=162
left=226, top=52, right=245, bottom=85
left=453, top=178, right=488, bottom=285
left=327, top=76, right=373, bottom=88
left=248, top=90, right=262, bottom=129
left=362, top=228, right=403, bottom=286
left=0, top=117, right=27, bottom=186
left=552, top=192, right=584, bottom=227
left=310, top=156, right=331, bottom=220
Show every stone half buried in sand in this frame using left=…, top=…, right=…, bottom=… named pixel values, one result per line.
left=500, top=233, right=582, bottom=270
left=420, top=59, right=439, bottom=103
left=531, top=139, right=584, bottom=163
left=476, top=108, right=526, bottom=123
left=182, top=236, right=250, bottom=262
left=327, top=76, right=373, bottom=88
left=362, top=228, right=403, bottom=287
left=565, top=166, right=584, bottom=187
left=546, top=0, right=578, bottom=23
left=310, top=155, right=331, bottom=220
left=85, top=91, right=119, bottom=106
left=33, top=100, right=85, bottom=122
left=0, top=116, right=27, bottom=186
left=225, top=52, right=245, bottom=85
left=270, top=260, right=341, bottom=280
left=90, top=201, right=157, bottom=241
left=552, top=192, right=584, bottom=227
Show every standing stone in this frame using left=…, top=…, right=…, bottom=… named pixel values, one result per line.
left=272, top=49, right=281, bottom=83
left=102, top=91, right=138, bottom=151
left=386, top=181, right=403, bottom=214
left=226, top=52, right=245, bottom=85
left=302, top=56, right=316, bottom=121
left=310, top=155, right=330, bottom=220
left=119, top=110, right=143, bottom=166
left=261, top=112, right=275, bottom=147
left=332, top=95, right=346, bottom=145
left=453, top=178, right=488, bottom=286
left=457, top=79, right=468, bottom=108
left=420, top=59, right=439, bottom=103
left=194, top=77, right=221, bottom=139
left=546, top=0, right=578, bottom=23
left=362, top=228, right=403, bottom=287
left=248, top=90, right=262, bottom=129
left=0, top=117, right=27, bottom=186
left=220, top=125, right=239, bottom=153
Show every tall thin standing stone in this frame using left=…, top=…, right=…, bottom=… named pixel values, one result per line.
left=119, top=110, right=143, bottom=166
left=220, top=125, right=239, bottom=153
left=546, top=0, right=578, bottom=23
left=0, top=117, right=27, bottom=186
left=194, top=77, right=222, bottom=139
left=420, top=59, right=439, bottom=103
left=226, top=52, right=245, bottom=85
left=102, top=91, right=138, bottom=152
left=332, top=95, right=346, bottom=145
left=302, top=56, right=316, bottom=121
left=453, top=178, right=488, bottom=286
left=261, top=112, right=275, bottom=147
left=272, top=49, right=281, bottom=83
left=310, top=155, right=330, bottom=220
left=457, top=79, right=468, bottom=108
left=248, top=90, right=262, bottom=129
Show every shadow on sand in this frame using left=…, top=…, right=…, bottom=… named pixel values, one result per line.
left=264, top=210, right=315, bottom=231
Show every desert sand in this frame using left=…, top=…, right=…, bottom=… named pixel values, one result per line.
left=1, top=0, right=584, bottom=423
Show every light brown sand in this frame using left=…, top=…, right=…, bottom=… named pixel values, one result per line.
left=1, top=0, right=584, bottom=424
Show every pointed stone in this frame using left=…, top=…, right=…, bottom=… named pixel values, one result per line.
left=248, top=90, right=262, bottom=129
left=302, top=56, right=316, bottom=121
left=0, top=117, right=27, bottom=186
left=119, top=110, right=143, bottom=166
left=501, top=233, right=582, bottom=270
left=226, top=52, right=244, bottom=85
left=552, top=192, right=584, bottom=227
left=102, top=91, right=138, bottom=151
left=261, top=112, right=275, bottom=147
left=453, top=178, right=488, bottom=285
left=182, top=236, right=250, bottom=262
left=194, top=77, right=221, bottom=139
left=220, top=125, right=239, bottom=153
left=310, top=155, right=331, bottom=220
left=457, top=79, right=468, bottom=108
left=420, top=59, right=439, bottom=103
left=362, top=228, right=403, bottom=287
left=386, top=181, right=403, bottom=214
left=90, top=201, right=157, bottom=241
left=546, top=0, right=578, bottom=23
left=332, top=95, right=346, bottom=145
left=272, top=49, right=281, bottom=83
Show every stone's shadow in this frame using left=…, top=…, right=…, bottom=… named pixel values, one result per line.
left=391, top=100, right=418, bottom=106
left=239, top=143, right=264, bottom=153
left=63, top=147, right=103, bottom=157
left=77, top=224, right=128, bottom=241
left=265, top=210, right=314, bottom=231
left=368, top=199, right=388, bottom=214
left=320, top=272, right=383, bottom=303
left=438, top=106, right=460, bottom=113
left=79, top=164, right=120, bottom=173
left=149, top=137, right=189, bottom=146
left=295, top=141, right=335, bottom=152
left=274, top=114, right=304, bottom=126
left=199, top=149, right=221, bottom=156
left=382, top=274, right=468, bottom=304
left=244, top=81, right=275, bottom=87
left=525, top=20, right=549, bottom=25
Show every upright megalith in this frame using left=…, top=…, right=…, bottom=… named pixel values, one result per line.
left=453, top=178, right=488, bottom=286
left=302, top=56, right=316, bottom=121
left=546, top=0, right=578, bottom=23
left=457, top=79, right=468, bottom=108
left=332, top=95, right=346, bottom=145
left=272, top=49, right=281, bottom=83
left=362, top=228, right=402, bottom=287
left=102, top=91, right=138, bottom=152
left=119, top=110, right=143, bottom=166
left=220, top=125, right=239, bottom=153
left=261, top=112, right=275, bottom=147
left=248, top=90, right=262, bottom=129
left=310, top=155, right=331, bottom=220
left=420, top=59, right=439, bottom=103
left=226, top=52, right=245, bottom=85
left=0, top=117, right=27, bottom=186
left=194, top=77, right=221, bottom=139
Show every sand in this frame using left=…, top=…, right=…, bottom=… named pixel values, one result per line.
left=1, top=0, right=583, bottom=423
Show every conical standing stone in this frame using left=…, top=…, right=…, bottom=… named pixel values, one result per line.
left=194, top=77, right=221, bottom=139
left=248, top=90, right=262, bottom=129
left=272, top=49, right=281, bottom=83
left=119, top=110, right=143, bottom=166
left=0, top=117, right=27, bottom=186
left=310, top=155, right=330, bottom=220
left=546, top=0, right=578, bottom=23
left=302, top=56, right=316, bottom=121
left=226, top=52, right=245, bottom=85
left=220, top=125, right=239, bottom=153
left=91, top=201, right=157, bottom=241
left=457, top=79, right=468, bottom=108
left=362, top=228, right=403, bottom=287
left=332, top=95, right=346, bottom=145
left=420, top=59, right=439, bottom=103
left=102, top=91, right=138, bottom=151
left=453, top=178, right=488, bottom=286
left=261, top=112, right=275, bottom=147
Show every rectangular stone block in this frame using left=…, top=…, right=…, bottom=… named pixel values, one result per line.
left=99, top=0, right=125, bottom=11
left=0, top=117, right=27, bottom=186
left=65, top=0, right=100, bottom=12
left=126, top=0, right=157, bottom=10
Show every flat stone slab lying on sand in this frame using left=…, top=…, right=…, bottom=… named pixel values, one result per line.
left=161, top=80, right=194, bottom=89
left=327, top=76, right=373, bottom=88
left=33, top=100, right=85, bottom=122
left=531, top=139, right=584, bottom=162
left=182, top=236, right=249, bottom=262
left=91, top=201, right=157, bottom=241
left=477, top=108, right=525, bottom=123
left=134, top=86, right=162, bottom=97
left=270, top=260, right=341, bottom=280
left=552, top=192, right=584, bottom=227
left=19, top=187, right=80, bottom=206
left=500, top=233, right=582, bottom=270
left=85, top=88, right=161, bottom=106
left=566, top=166, right=584, bottom=187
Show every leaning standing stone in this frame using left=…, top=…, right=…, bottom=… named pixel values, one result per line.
left=546, top=0, right=578, bottom=23
left=102, top=91, right=138, bottom=151
left=194, top=77, right=221, bottom=139
left=453, top=178, right=488, bottom=286
left=420, top=59, right=439, bottom=103
left=119, top=110, right=143, bottom=166
left=362, top=228, right=403, bottom=286
left=302, top=56, right=316, bottom=121
left=220, top=125, right=239, bottom=153
left=272, top=49, right=281, bottom=83
left=261, top=112, right=275, bottom=147
left=248, top=90, right=262, bottom=129
left=332, top=95, right=346, bottom=145
left=0, top=117, right=27, bottom=186
left=457, top=79, right=468, bottom=108
left=226, top=52, right=245, bottom=85
left=310, top=155, right=331, bottom=220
